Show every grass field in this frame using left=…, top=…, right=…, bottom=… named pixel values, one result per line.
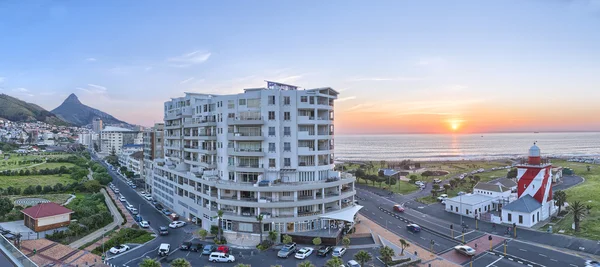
left=549, top=160, right=600, bottom=239
left=356, top=178, right=419, bottom=195
left=24, top=162, right=76, bottom=170
left=0, top=154, right=72, bottom=171
left=0, top=174, right=75, bottom=189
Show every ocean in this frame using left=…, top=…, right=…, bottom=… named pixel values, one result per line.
left=335, top=132, right=600, bottom=161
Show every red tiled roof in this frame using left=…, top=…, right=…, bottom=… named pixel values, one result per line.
left=21, top=202, right=73, bottom=219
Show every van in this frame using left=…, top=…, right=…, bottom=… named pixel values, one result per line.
left=158, top=243, right=170, bottom=256
left=208, top=252, right=235, bottom=263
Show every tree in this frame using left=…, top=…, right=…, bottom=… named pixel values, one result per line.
left=216, top=210, right=224, bottom=241
left=587, top=165, right=591, bottom=172
left=354, top=250, right=372, bottom=266
left=586, top=205, right=593, bottom=215
left=355, top=168, right=366, bottom=183
left=312, top=237, right=322, bottom=246
left=409, top=175, right=418, bottom=184
left=367, top=174, right=378, bottom=186
left=443, top=184, right=451, bottom=194
left=297, top=261, right=315, bottom=267
left=139, top=258, right=161, bottom=267
left=282, top=234, right=292, bottom=245
left=84, top=180, right=102, bottom=193
left=507, top=168, right=517, bottom=178
left=342, top=237, right=351, bottom=248
left=198, top=229, right=208, bottom=240
left=379, top=246, right=395, bottom=265
left=325, top=257, right=344, bottom=267
left=376, top=176, right=386, bottom=188
left=449, top=179, right=458, bottom=189
left=170, top=258, right=191, bottom=267
left=0, top=197, right=14, bottom=218
left=256, top=214, right=264, bottom=243
left=399, top=239, right=410, bottom=255
left=568, top=201, right=587, bottom=232
left=42, top=185, right=53, bottom=194
left=93, top=143, right=99, bottom=152
left=554, top=190, right=567, bottom=215
left=268, top=230, right=278, bottom=242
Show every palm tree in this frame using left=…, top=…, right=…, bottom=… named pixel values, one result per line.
left=449, top=179, right=457, bottom=189
left=139, top=258, right=161, bottom=267
left=216, top=209, right=224, bottom=241
left=342, top=237, right=351, bottom=248
left=170, top=258, right=191, bottom=267
left=586, top=205, right=593, bottom=215
left=379, top=246, right=395, bottom=265
left=399, top=238, right=410, bottom=255
left=256, top=214, right=264, bottom=243
left=353, top=250, right=372, bottom=266
left=568, top=201, right=587, bottom=232
left=297, top=261, right=315, bottom=267
left=554, top=190, right=567, bottom=215
left=431, top=184, right=440, bottom=197
left=325, top=257, right=344, bottom=267
left=443, top=184, right=451, bottom=194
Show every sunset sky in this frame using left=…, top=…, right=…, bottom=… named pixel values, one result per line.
left=1, top=1, right=600, bottom=134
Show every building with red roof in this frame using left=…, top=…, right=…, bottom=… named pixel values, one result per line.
left=21, top=202, right=74, bottom=232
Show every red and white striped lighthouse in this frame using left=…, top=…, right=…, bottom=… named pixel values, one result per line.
left=515, top=143, right=555, bottom=218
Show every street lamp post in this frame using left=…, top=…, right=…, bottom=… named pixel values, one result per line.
left=459, top=193, right=463, bottom=225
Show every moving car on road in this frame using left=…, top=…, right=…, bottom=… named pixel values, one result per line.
left=406, top=224, right=421, bottom=233
left=159, top=226, right=168, bottom=235
left=169, top=220, right=186, bottom=228
left=332, top=247, right=347, bottom=257
left=454, top=245, right=476, bottom=256
left=393, top=204, right=405, bottom=212
left=158, top=243, right=170, bottom=256
left=294, top=247, right=314, bottom=259
left=109, top=244, right=130, bottom=254
left=277, top=243, right=297, bottom=258
left=317, top=246, right=332, bottom=256
left=139, top=221, right=149, bottom=228
left=209, top=252, right=235, bottom=263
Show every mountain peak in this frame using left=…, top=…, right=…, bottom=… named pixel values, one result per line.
left=64, top=93, right=81, bottom=104
left=51, top=93, right=128, bottom=126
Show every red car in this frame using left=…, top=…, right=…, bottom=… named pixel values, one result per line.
left=393, top=204, right=405, bottom=212
left=217, top=245, right=229, bottom=253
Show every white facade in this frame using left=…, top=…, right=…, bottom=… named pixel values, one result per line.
left=38, top=214, right=70, bottom=227
left=445, top=194, right=496, bottom=218
left=152, top=83, right=356, bottom=245
left=100, top=126, right=141, bottom=154
left=501, top=207, right=542, bottom=228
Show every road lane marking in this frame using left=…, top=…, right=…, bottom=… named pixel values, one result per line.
left=486, top=256, right=503, bottom=267
left=519, top=248, right=527, bottom=251
left=550, top=259, right=558, bottom=262
left=539, top=254, right=547, bottom=257
left=569, top=264, right=578, bottom=267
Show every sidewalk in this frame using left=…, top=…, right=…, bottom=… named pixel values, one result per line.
left=357, top=214, right=460, bottom=267
left=68, top=188, right=124, bottom=249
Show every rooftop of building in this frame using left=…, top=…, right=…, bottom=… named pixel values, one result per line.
left=474, top=182, right=511, bottom=193
left=494, top=178, right=518, bottom=188
left=102, top=126, right=132, bottom=132
left=21, top=202, right=73, bottom=219
left=446, top=194, right=495, bottom=205
left=502, top=195, right=542, bottom=213
left=378, top=168, right=400, bottom=176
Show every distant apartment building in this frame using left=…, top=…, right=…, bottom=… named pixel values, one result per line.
left=143, top=123, right=165, bottom=191
left=151, top=82, right=357, bottom=246
left=92, top=118, right=103, bottom=133
left=100, top=126, right=141, bottom=154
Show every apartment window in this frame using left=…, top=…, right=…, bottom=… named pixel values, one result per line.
left=268, top=143, right=275, bottom=152
left=282, top=192, right=292, bottom=197
left=301, top=96, right=307, bottom=102
left=284, top=158, right=291, bottom=167
left=268, top=111, right=275, bottom=120
left=268, top=95, right=275, bottom=105
left=238, top=223, right=253, bottom=232
left=228, top=113, right=235, bottom=118
left=284, top=127, right=291, bottom=136
left=228, top=100, right=234, bottom=109
left=309, top=97, right=314, bottom=104
left=283, top=96, right=291, bottom=105
left=518, top=215, right=523, bottom=224
left=284, top=142, right=291, bottom=151
left=284, top=112, right=291, bottom=120
left=268, top=127, right=275, bottom=136
left=507, top=213, right=512, bottom=222
left=269, top=159, right=275, bottom=168
left=239, top=99, right=246, bottom=105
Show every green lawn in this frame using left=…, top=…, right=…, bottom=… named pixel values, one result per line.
left=25, top=162, right=76, bottom=170
left=0, top=174, right=75, bottom=189
left=0, top=154, right=73, bottom=171
left=549, top=160, right=600, bottom=239
left=417, top=182, right=474, bottom=204
left=356, top=178, right=419, bottom=195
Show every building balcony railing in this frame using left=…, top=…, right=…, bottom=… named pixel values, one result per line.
left=237, top=163, right=262, bottom=168
left=298, top=210, right=322, bottom=217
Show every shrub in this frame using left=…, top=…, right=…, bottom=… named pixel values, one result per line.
left=210, top=225, right=219, bottom=236
left=256, top=240, right=273, bottom=250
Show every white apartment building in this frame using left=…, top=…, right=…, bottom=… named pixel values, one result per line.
left=152, top=82, right=357, bottom=245
left=100, top=126, right=141, bottom=154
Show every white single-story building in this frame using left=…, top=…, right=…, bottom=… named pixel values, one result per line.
left=473, top=182, right=512, bottom=198
left=501, top=195, right=542, bottom=227
left=551, top=167, right=563, bottom=183
left=445, top=194, right=496, bottom=218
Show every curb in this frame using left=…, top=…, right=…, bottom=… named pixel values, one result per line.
left=377, top=206, right=462, bottom=244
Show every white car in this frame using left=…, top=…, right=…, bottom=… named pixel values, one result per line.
left=140, top=192, right=148, bottom=197
left=332, top=247, right=347, bottom=257
left=454, top=245, right=476, bottom=256
left=114, top=189, right=120, bottom=194
left=437, top=194, right=448, bottom=201
left=119, top=196, right=126, bottom=202
left=139, top=221, right=149, bottom=228
left=294, top=247, right=314, bottom=259
left=144, top=195, right=153, bottom=201
left=109, top=244, right=130, bottom=254
left=126, top=204, right=135, bottom=211
left=347, top=260, right=361, bottom=267
left=209, top=252, right=235, bottom=263
left=169, top=221, right=186, bottom=228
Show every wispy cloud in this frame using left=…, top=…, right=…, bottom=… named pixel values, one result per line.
left=168, top=50, right=211, bottom=67
left=13, top=88, right=29, bottom=92
left=277, top=75, right=303, bottom=83
left=417, top=57, right=445, bottom=66
left=77, top=83, right=108, bottom=94
left=349, top=77, right=422, bottom=82
left=86, top=58, right=97, bottom=62
left=336, top=96, right=356, bottom=102
left=180, top=77, right=195, bottom=84
left=345, top=102, right=378, bottom=112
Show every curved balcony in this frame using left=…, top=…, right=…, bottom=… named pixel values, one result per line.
left=228, top=148, right=265, bottom=157
left=227, top=117, right=264, bottom=125
left=214, top=176, right=356, bottom=192
left=227, top=133, right=264, bottom=141
left=215, top=190, right=355, bottom=209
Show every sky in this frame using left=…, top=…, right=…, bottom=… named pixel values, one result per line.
left=1, top=0, right=600, bottom=134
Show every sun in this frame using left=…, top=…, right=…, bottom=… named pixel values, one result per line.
left=451, top=123, right=459, bottom=131
left=448, top=119, right=463, bottom=132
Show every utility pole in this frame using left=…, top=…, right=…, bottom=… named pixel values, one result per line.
left=488, top=235, right=493, bottom=251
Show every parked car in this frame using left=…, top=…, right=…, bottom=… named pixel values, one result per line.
left=437, top=194, right=448, bottom=201
left=295, top=247, right=314, bottom=259
left=126, top=203, right=135, bottom=211
left=158, top=243, right=170, bottom=256
left=144, top=195, right=153, bottom=201
left=454, top=245, right=476, bottom=256
left=155, top=204, right=164, bottom=210
left=209, top=252, right=235, bottom=263
left=347, top=260, right=361, bottom=267
left=162, top=209, right=171, bottom=215
left=393, top=204, right=405, bottom=212
left=169, top=221, right=186, bottom=228
left=180, top=241, right=192, bottom=250
left=433, top=178, right=442, bottom=184
left=130, top=208, right=138, bottom=215
left=202, top=245, right=216, bottom=255
left=217, top=245, right=229, bottom=253
left=139, top=221, right=149, bottom=228
left=406, top=224, right=421, bottom=233
left=119, top=196, right=126, bottom=202
left=114, top=189, right=120, bottom=194
left=277, top=243, right=297, bottom=258
left=134, top=215, right=143, bottom=222
left=189, top=243, right=202, bottom=252
left=457, top=191, right=466, bottom=196
left=159, top=226, right=169, bottom=235
left=109, top=244, right=130, bottom=254
left=585, top=260, right=600, bottom=267
left=317, top=246, right=332, bottom=256
left=332, top=247, right=347, bottom=257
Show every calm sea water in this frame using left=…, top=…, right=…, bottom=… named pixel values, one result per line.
left=335, top=132, right=600, bottom=161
